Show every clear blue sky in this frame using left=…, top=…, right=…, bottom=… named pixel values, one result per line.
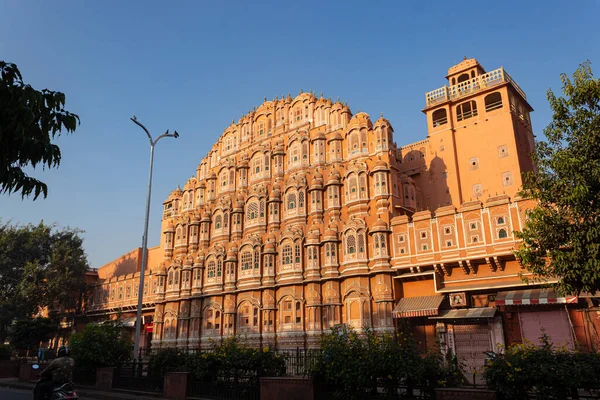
left=1, top=0, right=598, bottom=269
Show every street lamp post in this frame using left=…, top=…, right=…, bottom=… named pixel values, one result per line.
left=130, top=115, right=179, bottom=360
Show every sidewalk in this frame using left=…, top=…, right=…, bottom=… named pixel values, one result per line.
left=0, top=378, right=165, bottom=400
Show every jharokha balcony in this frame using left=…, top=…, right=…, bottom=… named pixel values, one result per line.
left=425, top=67, right=526, bottom=107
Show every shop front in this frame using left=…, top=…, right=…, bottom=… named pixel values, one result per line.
left=392, top=295, right=446, bottom=353
left=431, top=307, right=502, bottom=386
left=496, top=289, right=577, bottom=350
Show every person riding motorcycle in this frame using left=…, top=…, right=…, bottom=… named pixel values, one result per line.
left=33, top=346, right=75, bottom=400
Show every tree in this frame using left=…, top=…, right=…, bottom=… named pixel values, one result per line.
left=0, top=61, right=79, bottom=199
left=8, top=318, right=57, bottom=356
left=0, top=221, right=89, bottom=342
left=516, top=61, right=600, bottom=295
left=69, top=322, right=132, bottom=372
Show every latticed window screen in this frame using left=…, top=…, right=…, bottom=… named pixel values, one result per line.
left=254, top=251, right=260, bottom=269
left=247, top=201, right=258, bottom=220
left=295, top=244, right=301, bottom=263
left=358, top=234, right=365, bottom=254
left=207, top=261, right=216, bottom=278
left=282, top=245, right=292, bottom=265
left=287, top=193, right=296, bottom=210
left=359, top=175, right=367, bottom=197
left=241, top=251, right=252, bottom=270
left=298, top=191, right=305, bottom=209
left=347, top=235, right=356, bottom=254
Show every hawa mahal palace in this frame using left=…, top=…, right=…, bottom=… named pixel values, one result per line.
left=82, top=58, right=595, bottom=375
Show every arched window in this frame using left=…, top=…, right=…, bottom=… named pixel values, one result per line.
left=215, top=215, right=222, bottom=229
left=247, top=201, right=258, bottom=220
left=497, top=216, right=505, bottom=225
left=254, top=250, right=260, bottom=269
left=207, top=261, right=216, bottom=278
left=432, top=109, right=448, bottom=127
left=295, top=243, right=301, bottom=264
left=485, top=92, right=503, bottom=112
left=498, top=229, right=508, bottom=239
left=360, top=130, right=368, bottom=152
left=359, top=175, right=368, bottom=198
left=302, top=141, right=309, bottom=161
left=349, top=133, right=359, bottom=153
left=282, top=244, right=292, bottom=266
left=217, top=259, right=223, bottom=277
left=168, top=271, right=173, bottom=286
left=349, top=175, right=358, bottom=199
left=346, top=234, right=356, bottom=254
left=289, top=142, right=301, bottom=166
left=251, top=154, right=264, bottom=178
left=457, top=100, right=478, bottom=121
left=220, top=170, right=228, bottom=189
left=358, top=233, right=365, bottom=255
left=287, top=193, right=296, bottom=210
left=298, top=190, right=305, bottom=210
left=176, top=226, right=183, bottom=245
left=457, top=73, right=470, bottom=83
left=241, top=251, right=252, bottom=270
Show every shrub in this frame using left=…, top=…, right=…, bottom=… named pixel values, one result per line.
left=69, top=321, right=132, bottom=373
left=309, top=325, right=457, bottom=400
left=148, top=337, right=285, bottom=384
left=483, top=334, right=600, bottom=399
left=0, top=344, right=12, bottom=360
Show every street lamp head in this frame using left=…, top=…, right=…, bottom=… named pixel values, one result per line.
left=132, top=115, right=137, bottom=121
left=173, top=130, right=179, bottom=138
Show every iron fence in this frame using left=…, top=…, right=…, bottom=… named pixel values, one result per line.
left=112, top=362, right=164, bottom=393
left=276, top=348, right=321, bottom=376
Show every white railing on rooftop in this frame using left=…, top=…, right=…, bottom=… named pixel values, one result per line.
left=425, top=67, right=526, bottom=106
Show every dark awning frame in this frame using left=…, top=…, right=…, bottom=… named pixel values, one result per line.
left=429, top=307, right=497, bottom=320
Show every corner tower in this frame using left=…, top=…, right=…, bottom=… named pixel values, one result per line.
left=421, top=58, right=534, bottom=208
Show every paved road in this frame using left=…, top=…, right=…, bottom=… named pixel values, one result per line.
left=0, top=387, right=95, bottom=399
left=0, top=387, right=32, bottom=400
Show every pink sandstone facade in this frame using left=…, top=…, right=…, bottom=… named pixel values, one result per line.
left=84, top=58, right=600, bottom=378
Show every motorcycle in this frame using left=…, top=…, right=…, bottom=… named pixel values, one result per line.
left=31, top=364, right=79, bottom=400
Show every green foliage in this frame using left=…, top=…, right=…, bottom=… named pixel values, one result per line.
left=148, top=337, right=285, bottom=384
left=484, top=335, right=600, bottom=399
left=0, top=62, right=79, bottom=199
left=0, top=344, right=12, bottom=360
left=516, top=61, right=600, bottom=295
left=309, top=325, right=459, bottom=400
left=69, top=322, right=132, bottom=372
left=0, top=221, right=89, bottom=342
left=8, top=317, right=57, bottom=354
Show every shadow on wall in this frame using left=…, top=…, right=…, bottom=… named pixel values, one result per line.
left=400, top=149, right=451, bottom=211
left=101, top=251, right=141, bottom=280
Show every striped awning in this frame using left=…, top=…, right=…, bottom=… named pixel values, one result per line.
left=495, top=289, right=578, bottom=305
left=392, top=295, right=444, bottom=318
left=430, top=307, right=497, bottom=320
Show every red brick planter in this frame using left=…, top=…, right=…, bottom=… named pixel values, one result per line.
left=260, top=377, right=315, bottom=400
